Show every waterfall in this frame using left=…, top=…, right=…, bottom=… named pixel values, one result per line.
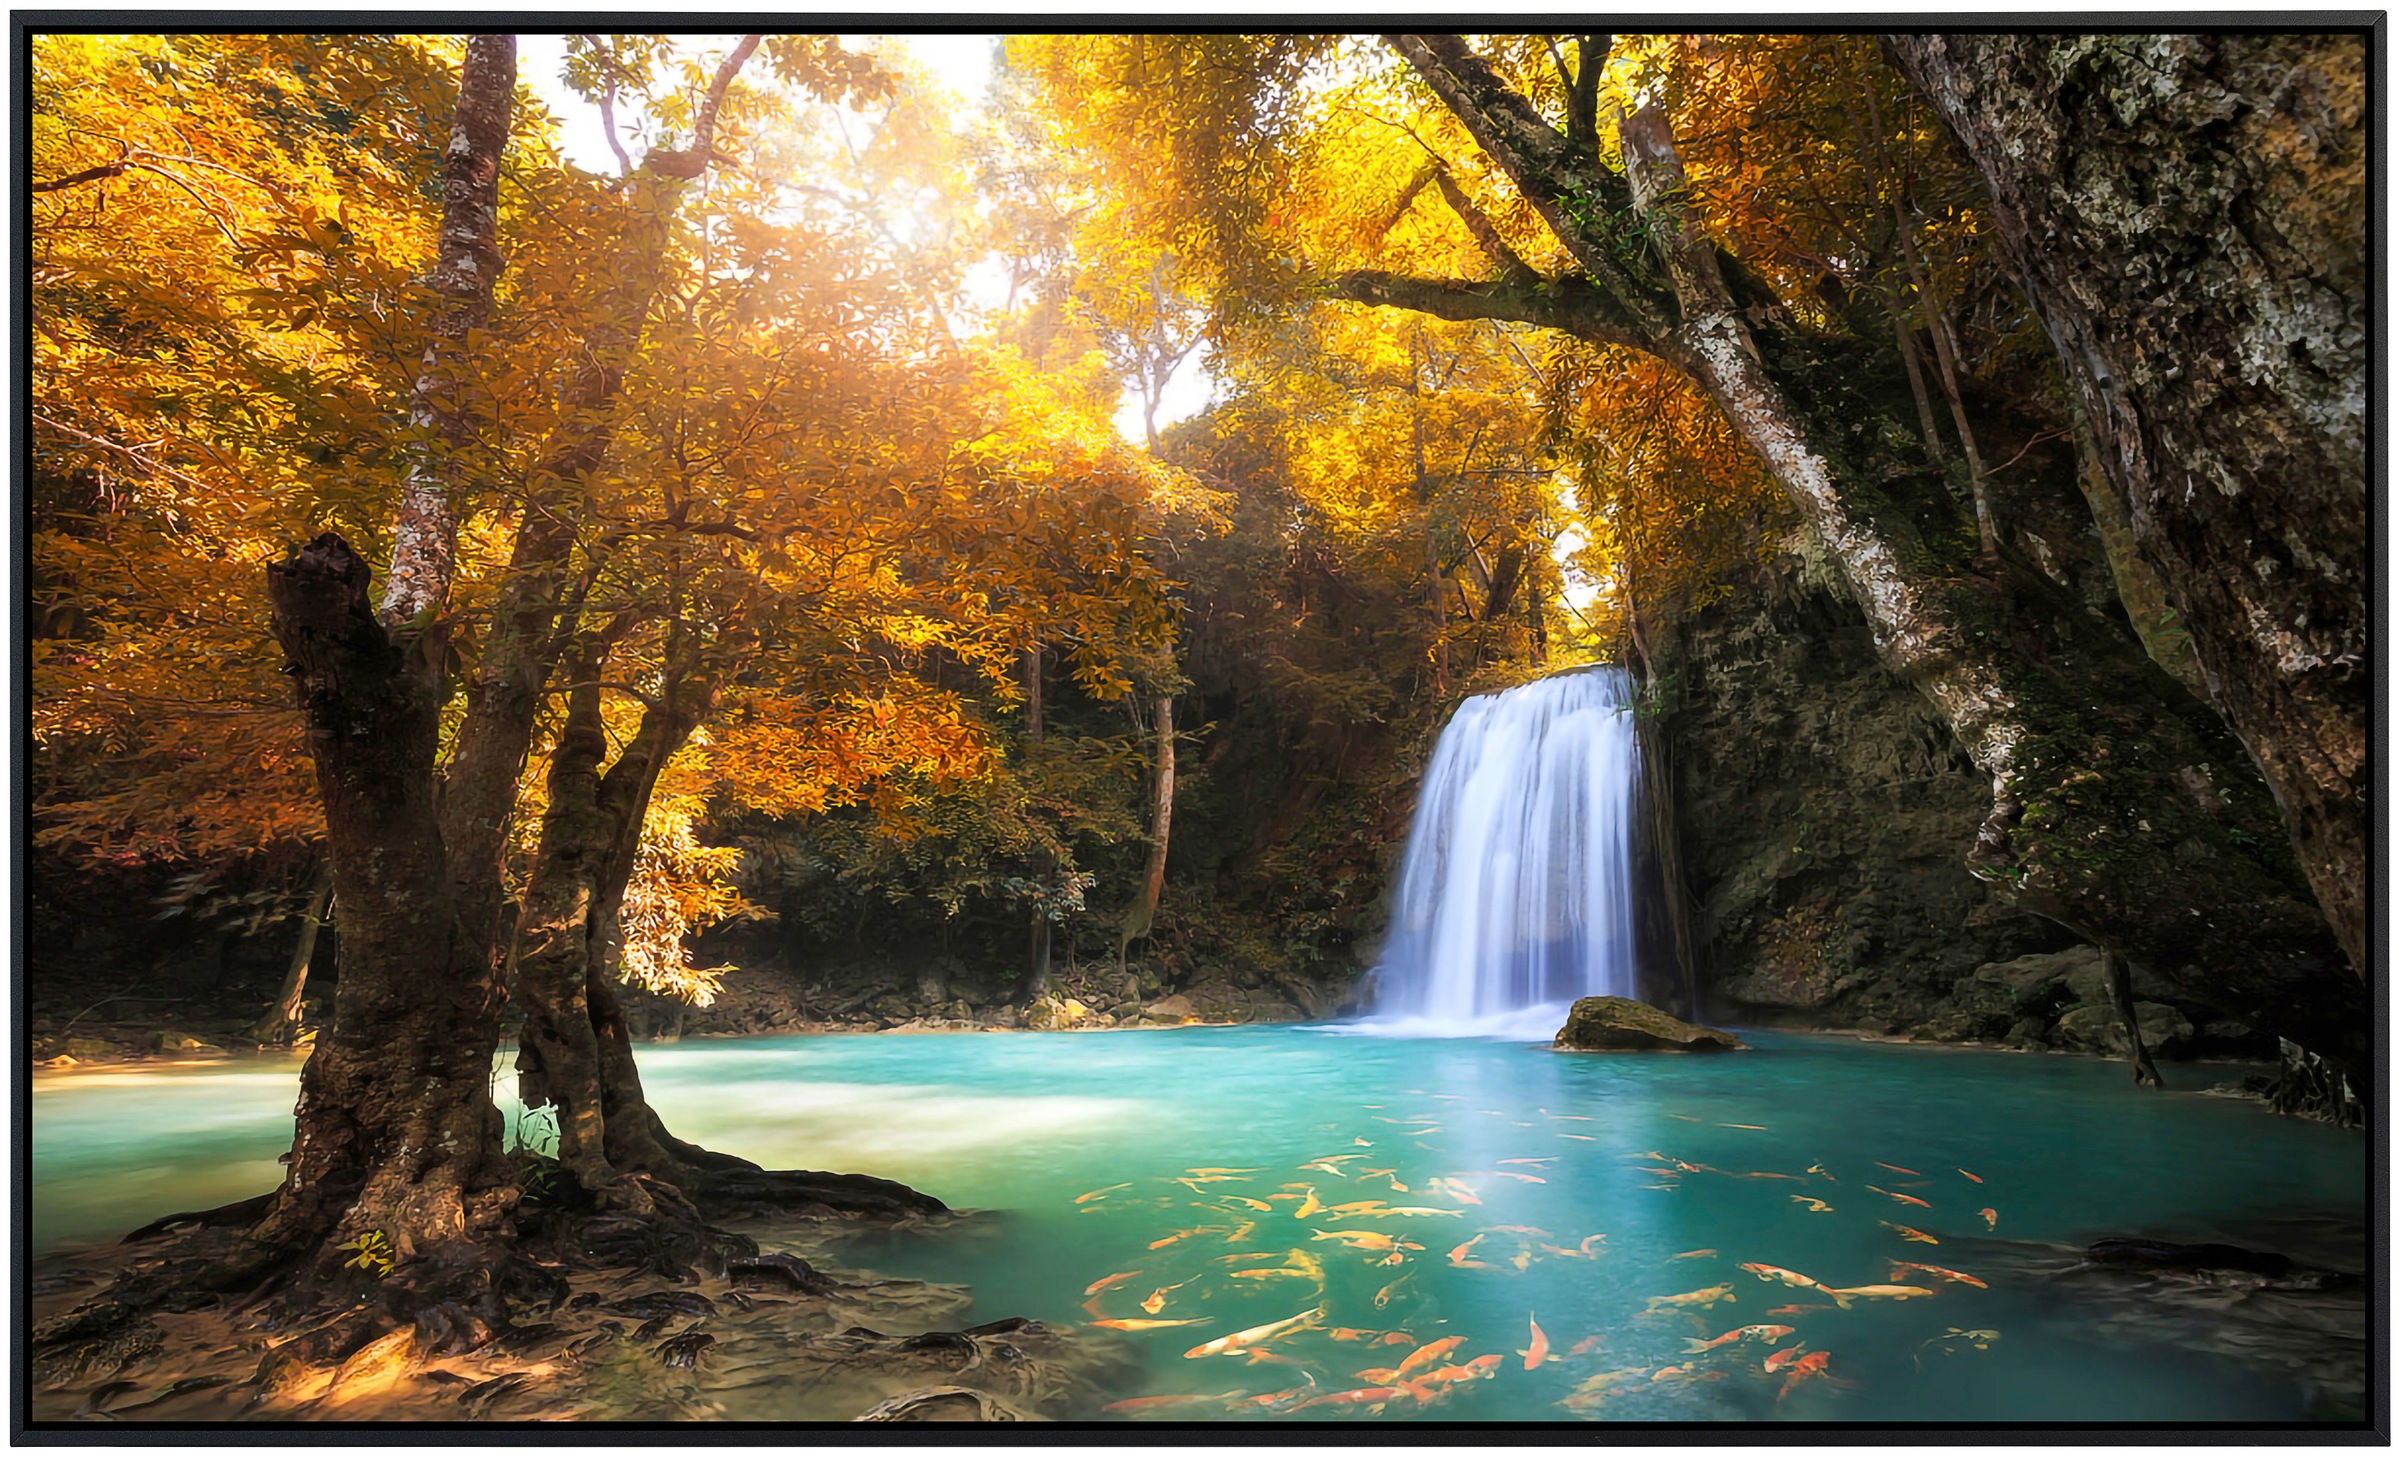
left=1362, top=666, right=1644, bottom=1039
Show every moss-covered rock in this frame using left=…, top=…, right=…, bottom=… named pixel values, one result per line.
left=1555, top=997, right=1746, bottom=1052
left=1023, top=996, right=1095, bottom=1031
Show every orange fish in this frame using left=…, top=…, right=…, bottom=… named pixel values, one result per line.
left=1866, top=1185, right=1932, bottom=1209
left=1448, top=1234, right=1486, bottom=1266
left=1420, top=1354, right=1505, bottom=1386
left=1084, top=1271, right=1140, bottom=1295
left=1764, top=1303, right=1826, bottom=1318
left=1292, top=1188, right=1324, bottom=1219
left=1498, top=1157, right=1557, bottom=1167
left=1790, top=1195, right=1835, bottom=1213
left=1560, top=1133, right=1597, bottom=1141
left=1957, top=1168, right=1984, bottom=1184
left=1881, top=1221, right=1940, bottom=1245
left=1150, top=1226, right=1222, bottom=1249
left=1890, top=1261, right=1988, bottom=1289
left=1439, top=1178, right=1484, bottom=1206
left=1519, top=1316, right=1552, bottom=1369
left=1683, top=1323, right=1795, bottom=1353
left=1312, top=1230, right=1414, bottom=1252
left=1380, top=1331, right=1415, bottom=1346
left=1568, top=1333, right=1608, bottom=1356
left=1328, top=1327, right=1393, bottom=1343
left=1671, top=1248, right=1718, bottom=1260
left=1219, top=1195, right=1273, bottom=1212
left=1075, top=1183, right=1131, bottom=1204
left=1354, top=1365, right=1401, bottom=1384
left=1395, top=1335, right=1466, bottom=1378
left=1140, top=1278, right=1195, bottom=1313
left=1979, top=1207, right=1999, bottom=1230
left=1485, top=1170, right=1547, bottom=1184
left=1776, top=1350, right=1832, bottom=1401
left=1372, top=1273, right=1414, bottom=1310
left=1875, top=1162, right=1921, bottom=1176
left=1763, top=1345, right=1809, bottom=1373
left=1091, top=1317, right=1212, bottom=1331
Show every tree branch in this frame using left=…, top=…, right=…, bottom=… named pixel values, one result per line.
left=695, top=34, right=761, bottom=152
left=1326, top=269, right=1644, bottom=350
left=1384, top=33, right=1664, bottom=333
left=31, top=146, right=131, bottom=193
left=1429, top=166, right=1537, bottom=282
left=588, top=44, right=635, bottom=177
left=1567, top=34, right=1611, bottom=155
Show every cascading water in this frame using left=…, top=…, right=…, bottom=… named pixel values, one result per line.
left=1361, top=666, right=1644, bottom=1039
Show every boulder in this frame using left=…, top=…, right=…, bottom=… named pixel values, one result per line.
left=1963, top=944, right=2111, bottom=1015
left=1023, top=996, right=1094, bottom=1031
left=1140, top=994, right=1195, bottom=1024
left=1554, top=997, right=1746, bottom=1052
left=2054, top=1001, right=2194, bottom=1059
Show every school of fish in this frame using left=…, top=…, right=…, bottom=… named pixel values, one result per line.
left=1069, top=1112, right=2000, bottom=1420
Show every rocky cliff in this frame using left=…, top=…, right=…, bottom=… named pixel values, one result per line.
left=1658, top=551, right=2279, bottom=1062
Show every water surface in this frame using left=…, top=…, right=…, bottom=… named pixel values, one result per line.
left=32, top=1026, right=2363, bottom=1422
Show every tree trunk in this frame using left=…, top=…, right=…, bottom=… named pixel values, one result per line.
left=509, top=654, right=933, bottom=1219
left=260, top=534, right=513, bottom=1263
left=1617, top=104, right=2358, bottom=1073
left=248, top=39, right=518, bottom=1271
left=1883, top=33, right=2368, bottom=977
left=2103, top=949, right=2163, bottom=1089
left=1117, top=695, right=1176, bottom=970
left=1021, top=643, right=1052, bottom=1000
left=381, top=34, right=516, bottom=627
left=513, top=657, right=735, bottom=1202
left=252, top=859, right=333, bottom=1046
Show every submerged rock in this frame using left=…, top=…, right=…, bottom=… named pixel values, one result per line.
left=854, top=1384, right=1037, bottom=1421
left=1554, top=997, right=1746, bottom=1052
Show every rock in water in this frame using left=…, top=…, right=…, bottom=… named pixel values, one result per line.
left=1554, top=996, right=1745, bottom=1052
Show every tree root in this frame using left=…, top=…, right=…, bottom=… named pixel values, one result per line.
left=685, top=1167, right=949, bottom=1223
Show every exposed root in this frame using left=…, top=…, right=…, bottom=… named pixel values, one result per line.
left=687, top=1168, right=949, bottom=1223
